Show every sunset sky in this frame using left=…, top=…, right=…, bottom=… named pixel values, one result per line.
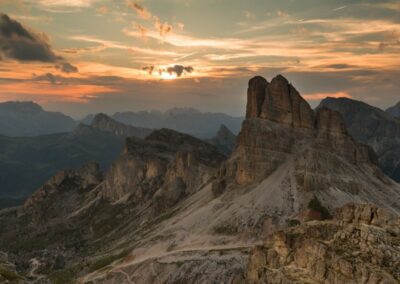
left=0, top=0, right=399, bottom=118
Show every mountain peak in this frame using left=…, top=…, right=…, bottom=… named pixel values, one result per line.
left=246, top=75, right=315, bottom=129
left=90, top=113, right=152, bottom=138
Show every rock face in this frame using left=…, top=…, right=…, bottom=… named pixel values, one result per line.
left=90, top=113, right=152, bottom=139
left=214, top=75, right=399, bottom=220
left=387, top=101, right=400, bottom=118
left=246, top=204, right=400, bottom=284
left=100, top=128, right=225, bottom=206
left=222, top=75, right=376, bottom=185
left=208, top=124, right=237, bottom=155
left=319, top=97, right=400, bottom=182
left=23, top=162, right=103, bottom=221
left=246, top=75, right=314, bottom=128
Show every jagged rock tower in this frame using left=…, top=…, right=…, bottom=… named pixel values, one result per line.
left=215, top=75, right=400, bottom=220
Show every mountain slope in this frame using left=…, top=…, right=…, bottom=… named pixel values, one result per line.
left=0, top=75, right=399, bottom=283
left=0, top=101, right=76, bottom=136
left=0, top=125, right=123, bottom=198
left=387, top=101, right=400, bottom=118
left=319, top=97, right=400, bottom=182
left=246, top=204, right=400, bottom=283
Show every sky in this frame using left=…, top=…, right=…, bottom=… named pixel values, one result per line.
left=0, top=0, right=399, bottom=118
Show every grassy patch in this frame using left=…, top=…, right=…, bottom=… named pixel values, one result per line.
left=49, top=268, right=76, bottom=284
left=0, top=266, right=24, bottom=281
left=287, top=219, right=301, bottom=227
left=89, top=250, right=130, bottom=273
left=213, top=223, right=238, bottom=235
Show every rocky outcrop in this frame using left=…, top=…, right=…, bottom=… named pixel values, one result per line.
left=246, top=204, right=400, bottom=284
left=90, top=113, right=152, bottom=139
left=220, top=75, right=376, bottom=186
left=23, top=162, right=103, bottom=222
left=246, top=75, right=314, bottom=128
left=319, top=97, right=400, bottom=182
left=208, top=124, right=237, bottom=155
left=213, top=75, right=399, bottom=222
left=100, top=128, right=225, bottom=207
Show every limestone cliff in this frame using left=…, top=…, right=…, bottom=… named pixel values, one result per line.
left=246, top=204, right=400, bottom=283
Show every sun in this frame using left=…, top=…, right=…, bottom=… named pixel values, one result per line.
left=160, top=73, right=177, bottom=80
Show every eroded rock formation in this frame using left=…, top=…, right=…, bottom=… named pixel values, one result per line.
left=246, top=204, right=400, bottom=283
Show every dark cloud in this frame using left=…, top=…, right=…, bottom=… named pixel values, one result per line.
left=33, top=73, right=61, bottom=85
left=143, top=65, right=194, bottom=77
left=56, top=62, right=79, bottom=73
left=323, top=64, right=358, bottom=69
left=142, top=65, right=155, bottom=74
left=166, top=65, right=194, bottom=77
left=0, top=13, right=78, bottom=73
left=0, top=13, right=59, bottom=62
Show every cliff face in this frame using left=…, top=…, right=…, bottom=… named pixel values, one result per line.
left=99, top=128, right=225, bottom=209
left=319, top=97, right=400, bottom=182
left=214, top=75, right=398, bottom=223
left=221, top=75, right=376, bottom=185
left=246, top=204, right=400, bottom=284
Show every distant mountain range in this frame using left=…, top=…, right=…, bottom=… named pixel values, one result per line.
left=83, top=107, right=243, bottom=138
left=0, top=101, right=76, bottom=136
left=0, top=101, right=243, bottom=139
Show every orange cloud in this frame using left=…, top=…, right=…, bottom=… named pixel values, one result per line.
left=303, top=92, right=352, bottom=101
left=0, top=82, right=117, bottom=103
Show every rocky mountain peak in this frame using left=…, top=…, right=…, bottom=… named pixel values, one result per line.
left=213, top=74, right=397, bottom=218
left=101, top=128, right=225, bottom=204
left=208, top=124, right=237, bottom=155
left=90, top=113, right=152, bottom=138
left=246, top=75, right=315, bottom=129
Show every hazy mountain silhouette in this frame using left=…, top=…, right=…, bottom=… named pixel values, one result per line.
left=0, top=101, right=76, bottom=136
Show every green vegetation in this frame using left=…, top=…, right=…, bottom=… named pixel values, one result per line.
left=287, top=219, right=301, bottom=227
left=0, top=266, right=24, bottom=281
left=49, top=268, right=76, bottom=284
left=89, top=250, right=130, bottom=272
left=308, top=197, right=332, bottom=220
left=213, top=223, right=238, bottom=235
